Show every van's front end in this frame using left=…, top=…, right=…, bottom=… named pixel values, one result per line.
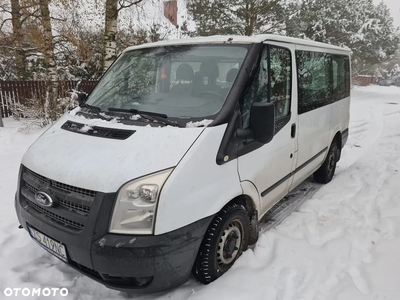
left=15, top=121, right=208, bottom=292
left=14, top=39, right=258, bottom=293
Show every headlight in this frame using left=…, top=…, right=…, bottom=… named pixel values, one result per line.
left=109, top=169, right=173, bottom=234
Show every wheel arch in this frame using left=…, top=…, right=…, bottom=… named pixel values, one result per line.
left=331, top=131, right=342, bottom=161
left=221, top=193, right=259, bottom=245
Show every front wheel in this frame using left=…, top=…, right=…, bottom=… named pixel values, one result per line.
left=192, top=203, right=250, bottom=284
left=313, top=142, right=339, bottom=183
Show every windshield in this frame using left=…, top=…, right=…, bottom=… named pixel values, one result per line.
left=85, top=45, right=248, bottom=120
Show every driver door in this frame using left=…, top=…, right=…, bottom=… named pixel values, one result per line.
left=238, top=42, right=298, bottom=215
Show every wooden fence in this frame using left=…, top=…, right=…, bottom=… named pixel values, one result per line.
left=355, top=75, right=374, bottom=86
left=0, top=80, right=98, bottom=118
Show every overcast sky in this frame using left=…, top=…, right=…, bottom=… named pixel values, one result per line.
left=375, top=0, right=400, bottom=28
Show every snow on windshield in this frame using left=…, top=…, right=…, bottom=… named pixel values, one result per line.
left=186, top=119, right=213, bottom=128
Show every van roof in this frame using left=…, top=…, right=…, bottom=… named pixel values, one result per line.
left=124, top=34, right=351, bottom=54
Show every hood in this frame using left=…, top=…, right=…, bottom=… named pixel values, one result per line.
left=22, top=114, right=204, bottom=193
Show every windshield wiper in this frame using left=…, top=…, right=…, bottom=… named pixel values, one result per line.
left=79, top=103, right=101, bottom=111
left=108, top=108, right=184, bottom=128
left=108, top=107, right=167, bottom=118
left=77, top=103, right=110, bottom=121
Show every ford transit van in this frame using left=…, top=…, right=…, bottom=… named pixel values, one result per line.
left=15, top=35, right=351, bottom=293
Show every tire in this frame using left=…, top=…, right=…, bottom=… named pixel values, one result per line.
left=192, top=203, right=250, bottom=284
left=313, top=141, right=339, bottom=183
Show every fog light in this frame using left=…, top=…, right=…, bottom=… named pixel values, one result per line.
left=133, top=276, right=153, bottom=287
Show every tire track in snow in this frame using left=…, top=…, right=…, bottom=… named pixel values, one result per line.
left=260, top=180, right=320, bottom=232
left=254, top=92, right=400, bottom=299
left=336, top=105, right=385, bottom=174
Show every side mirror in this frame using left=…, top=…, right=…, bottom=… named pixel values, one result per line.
left=249, top=102, right=275, bottom=144
left=77, top=93, right=87, bottom=105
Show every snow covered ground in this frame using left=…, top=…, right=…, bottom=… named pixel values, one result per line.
left=0, top=85, right=400, bottom=300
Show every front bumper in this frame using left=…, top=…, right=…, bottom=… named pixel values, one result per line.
left=89, top=217, right=211, bottom=292
left=15, top=167, right=213, bottom=293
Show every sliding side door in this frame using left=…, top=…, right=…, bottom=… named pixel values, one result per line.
left=290, top=46, right=332, bottom=189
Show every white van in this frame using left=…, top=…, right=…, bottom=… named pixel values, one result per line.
left=15, top=35, right=351, bottom=293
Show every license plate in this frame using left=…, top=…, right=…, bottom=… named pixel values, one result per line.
left=28, top=227, right=68, bottom=263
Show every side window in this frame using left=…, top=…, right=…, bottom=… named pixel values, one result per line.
left=270, top=47, right=292, bottom=119
left=241, top=49, right=269, bottom=128
left=332, top=55, right=350, bottom=100
left=332, top=60, right=339, bottom=90
left=242, top=45, right=292, bottom=128
left=296, top=51, right=332, bottom=114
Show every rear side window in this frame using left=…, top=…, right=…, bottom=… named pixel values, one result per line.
left=296, top=51, right=331, bottom=114
left=297, top=51, right=350, bottom=114
left=332, top=55, right=351, bottom=101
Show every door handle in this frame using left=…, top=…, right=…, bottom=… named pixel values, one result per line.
left=291, top=123, right=296, bottom=138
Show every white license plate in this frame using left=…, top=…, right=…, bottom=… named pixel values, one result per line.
left=28, top=227, right=68, bottom=263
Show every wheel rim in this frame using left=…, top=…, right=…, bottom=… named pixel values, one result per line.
left=327, top=148, right=336, bottom=175
left=217, top=220, right=243, bottom=270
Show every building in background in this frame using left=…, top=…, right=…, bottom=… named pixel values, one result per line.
left=164, top=0, right=178, bottom=27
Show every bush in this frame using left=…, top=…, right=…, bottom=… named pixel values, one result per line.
left=8, top=86, right=79, bottom=133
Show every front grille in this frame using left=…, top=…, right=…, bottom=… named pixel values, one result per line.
left=29, top=201, right=84, bottom=230
left=25, top=181, right=39, bottom=193
left=26, top=168, right=50, bottom=185
left=20, top=167, right=96, bottom=231
left=52, top=181, right=96, bottom=197
left=27, top=168, right=96, bottom=197
left=59, top=199, right=91, bottom=215
left=25, top=182, right=91, bottom=216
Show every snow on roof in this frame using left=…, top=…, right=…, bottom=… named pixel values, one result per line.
left=124, top=34, right=351, bottom=54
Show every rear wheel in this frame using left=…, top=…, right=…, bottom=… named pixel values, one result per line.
left=193, top=203, right=250, bottom=284
left=313, top=141, right=339, bottom=183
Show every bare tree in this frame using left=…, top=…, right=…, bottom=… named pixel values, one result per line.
left=10, top=0, right=26, bottom=79
left=1, top=0, right=39, bottom=79
left=38, top=0, right=56, bottom=80
left=0, top=0, right=11, bottom=33
left=103, top=0, right=143, bottom=72
left=38, top=0, right=58, bottom=120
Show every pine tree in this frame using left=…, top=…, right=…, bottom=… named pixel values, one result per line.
left=187, top=0, right=284, bottom=36
left=285, top=0, right=400, bottom=74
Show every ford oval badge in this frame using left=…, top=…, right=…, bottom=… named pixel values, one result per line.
left=34, top=192, right=53, bottom=207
